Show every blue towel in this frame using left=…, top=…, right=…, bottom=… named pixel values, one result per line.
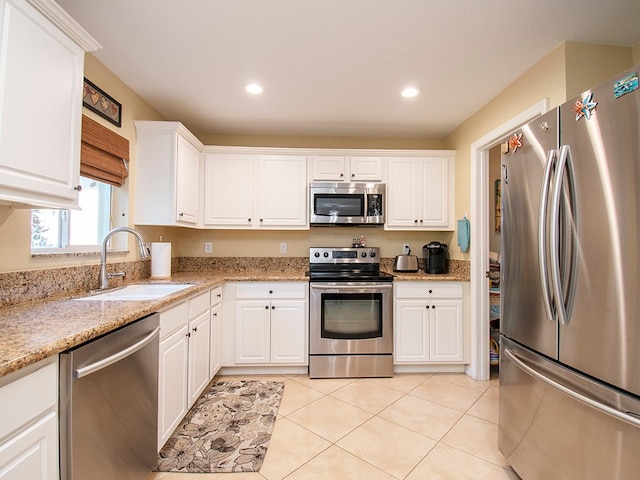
left=457, top=217, right=470, bottom=253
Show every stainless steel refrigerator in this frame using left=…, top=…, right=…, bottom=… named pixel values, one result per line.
left=499, top=65, right=640, bottom=479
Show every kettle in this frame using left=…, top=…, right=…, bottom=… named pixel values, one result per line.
left=423, top=241, right=449, bottom=274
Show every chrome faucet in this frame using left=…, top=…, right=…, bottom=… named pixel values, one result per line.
left=99, top=226, right=150, bottom=289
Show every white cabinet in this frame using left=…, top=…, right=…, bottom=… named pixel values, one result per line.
left=135, top=122, right=203, bottom=226
left=386, top=156, right=455, bottom=230
left=0, top=359, right=58, bottom=480
left=394, top=282, right=464, bottom=363
left=310, top=156, right=383, bottom=182
left=0, top=0, right=99, bottom=208
left=210, top=286, right=223, bottom=377
left=232, top=282, right=308, bottom=365
left=157, top=291, right=212, bottom=450
left=204, top=153, right=307, bottom=229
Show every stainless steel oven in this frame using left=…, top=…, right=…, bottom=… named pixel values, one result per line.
left=309, top=247, right=394, bottom=378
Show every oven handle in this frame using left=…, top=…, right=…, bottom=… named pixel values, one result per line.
left=310, top=283, right=393, bottom=290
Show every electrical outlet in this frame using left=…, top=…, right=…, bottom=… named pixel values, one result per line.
left=280, top=242, right=287, bottom=254
left=402, top=243, right=411, bottom=254
left=204, top=242, right=212, bottom=254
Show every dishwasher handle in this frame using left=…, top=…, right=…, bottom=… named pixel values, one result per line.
left=73, top=326, right=160, bottom=379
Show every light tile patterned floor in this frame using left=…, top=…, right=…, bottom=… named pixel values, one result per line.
left=149, top=372, right=520, bottom=480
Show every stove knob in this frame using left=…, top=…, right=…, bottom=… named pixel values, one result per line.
left=369, top=251, right=376, bottom=258
left=361, top=251, right=367, bottom=258
left=323, top=252, right=329, bottom=258
left=314, top=252, right=320, bottom=258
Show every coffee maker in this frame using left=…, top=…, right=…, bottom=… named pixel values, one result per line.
left=423, top=241, right=449, bottom=274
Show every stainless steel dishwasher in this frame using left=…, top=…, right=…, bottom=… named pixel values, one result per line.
left=59, top=313, right=160, bottom=480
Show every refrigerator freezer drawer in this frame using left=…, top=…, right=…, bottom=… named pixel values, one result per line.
left=499, top=336, right=640, bottom=480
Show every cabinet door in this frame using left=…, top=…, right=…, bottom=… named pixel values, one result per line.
left=419, top=157, right=450, bottom=228
left=204, top=154, right=254, bottom=226
left=349, top=157, right=382, bottom=181
left=429, top=300, right=463, bottom=362
left=310, top=156, right=348, bottom=181
left=0, top=411, right=58, bottom=480
left=0, top=0, right=84, bottom=208
left=175, top=135, right=200, bottom=225
left=188, top=311, right=211, bottom=407
left=158, top=325, right=189, bottom=450
left=270, top=300, right=307, bottom=364
left=235, top=300, right=271, bottom=363
left=386, top=158, right=419, bottom=227
left=394, top=300, right=430, bottom=363
left=258, top=155, right=307, bottom=227
left=210, top=302, right=222, bottom=377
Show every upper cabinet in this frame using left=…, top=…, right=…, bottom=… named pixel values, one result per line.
left=134, top=121, right=203, bottom=227
left=0, top=0, right=100, bottom=208
left=386, top=155, right=455, bottom=230
left=310, top=156, right=383, bottom=182
left=204, top=153, right=307, bottom=229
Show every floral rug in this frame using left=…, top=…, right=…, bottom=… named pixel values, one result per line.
left=157, top=380, right=284, bottom=473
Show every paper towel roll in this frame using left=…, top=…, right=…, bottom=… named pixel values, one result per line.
left=151, top=242, right=171, bottom=279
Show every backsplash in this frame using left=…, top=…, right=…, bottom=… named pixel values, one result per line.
left=0, top=257, right=470, bottom=307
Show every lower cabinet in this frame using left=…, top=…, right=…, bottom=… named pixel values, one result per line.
left=0, top=359, right=58, bottom=480
left=157, top=290, right=213, bottom=450
left=210, top=285, right=223, bottom=377
left=227, top=282, right=308, bottom=366
left=394, top=282, right=464, bottom=363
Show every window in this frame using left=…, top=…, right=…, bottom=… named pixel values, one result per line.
left=31, top=176, right=112, bottom=250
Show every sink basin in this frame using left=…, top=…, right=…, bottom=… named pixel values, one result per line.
left=76, top=283, right=194, bottom=301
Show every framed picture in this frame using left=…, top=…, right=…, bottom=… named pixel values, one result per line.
left=82, top=78, right=122, bottom=127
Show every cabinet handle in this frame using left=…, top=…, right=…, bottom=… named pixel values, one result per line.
left=414, top=219, right=418, bottom=223
left=429, top=289, right=433, bottom=294
left=426, top=305, right=430, bottom=309
left=351, top=173, right=355, bottom=177
left=271, top=305, right=275, bottom=310
left=260, top=218, right=264, bottom=222
left=192, top=326, right=197, bottom=332
left=74, top=184, right=82, bottom=192
left=269, top=290, right=273, bottom=294
left=248, top=218, right=252, bottom=222
left=186, top=332, right=191, bottom=337
left=265, top=305, right=269, bottom=309
left=213, top=312, right=218, bottom=316
left=419, top=219, right=423, bottom=223
left=179, top=212, right=184, bottom=217
left=340, top=173, right=344, bottom=177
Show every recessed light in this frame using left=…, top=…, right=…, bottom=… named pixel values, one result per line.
left=245, top=83, right=264, bottom=94
left=401, top=86, right=421, bottom=98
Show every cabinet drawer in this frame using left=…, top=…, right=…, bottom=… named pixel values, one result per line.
left=211, top=286, right=223, bottom=306
left=235, top=282, right=306, bottom=299
left=160, top=301, right=189, bottom=338
left=395, top=282, right=463, bottom=299
left=189, top=292, right=210, bottom=318
left=0, top=360, right=57, bottom=441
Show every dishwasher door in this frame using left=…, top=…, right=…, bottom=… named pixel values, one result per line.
left=59, top=313, right=160, bottom=480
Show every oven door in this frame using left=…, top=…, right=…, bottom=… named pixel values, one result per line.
left=310, top=282, right=393, bottom=355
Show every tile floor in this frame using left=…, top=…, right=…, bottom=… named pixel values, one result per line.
left=149, top=372, right=520, bottom=480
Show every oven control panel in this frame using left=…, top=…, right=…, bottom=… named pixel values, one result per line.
left=309, top=247, right=380, bottom=264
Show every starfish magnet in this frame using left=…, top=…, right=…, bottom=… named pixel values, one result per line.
left=573, top=93, right=597, bottom=121
left=508, top=133, right=523, bottom=153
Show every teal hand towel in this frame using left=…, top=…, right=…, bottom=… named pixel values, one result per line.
left=457, top=217, right=470, bottom=253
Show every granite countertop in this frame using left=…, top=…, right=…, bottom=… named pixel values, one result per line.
left=0, top=262, right=469, bottom=379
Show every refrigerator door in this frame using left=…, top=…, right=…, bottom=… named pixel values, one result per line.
left=500, top=336, right=640, bottom=480
left=558, top=67, right=640, bottom=396
left=501, top=108, right=559, bottom=359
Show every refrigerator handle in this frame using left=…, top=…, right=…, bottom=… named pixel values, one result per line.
left=538, top=149, right=557, bottom=322
left=549, top=145, right=571, bottom=325
left=504, top=348, right=640, bottom=428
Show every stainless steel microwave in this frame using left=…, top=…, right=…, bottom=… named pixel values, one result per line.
left=310, top=182, right=385, bottom=226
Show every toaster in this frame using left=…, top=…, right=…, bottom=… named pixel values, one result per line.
left=393, top=255, right=419, bottom=272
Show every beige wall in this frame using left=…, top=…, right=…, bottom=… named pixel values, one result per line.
left=0, top=54, right=165, bottom=273
left=0, top=43, right=636, bottom=273
left=443, top=42, right=633, bottom=260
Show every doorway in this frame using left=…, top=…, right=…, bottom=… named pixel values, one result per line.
left=466, top=99, right=548, bottom=381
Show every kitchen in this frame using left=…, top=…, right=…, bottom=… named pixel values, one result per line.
left=1, top=1, right=640, bottom=479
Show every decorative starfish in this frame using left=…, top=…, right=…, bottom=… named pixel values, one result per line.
left=508, top=133, right=523, bottom=153
left=573, top=93, right=597, bottom=121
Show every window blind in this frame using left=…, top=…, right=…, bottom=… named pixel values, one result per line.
left=80, top=115, right=129, bottom=187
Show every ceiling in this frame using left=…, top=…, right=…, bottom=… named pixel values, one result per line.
left=57, top=0, right=640, bottom=139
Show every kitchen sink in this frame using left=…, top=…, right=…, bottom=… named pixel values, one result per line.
left=76, top=283, right=195, bottom=301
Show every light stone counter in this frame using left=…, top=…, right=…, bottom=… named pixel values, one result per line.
left=0, top=257, right=468, bottom=378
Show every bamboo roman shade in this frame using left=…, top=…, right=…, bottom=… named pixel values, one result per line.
left=80, top=115, right=129, bottom=187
